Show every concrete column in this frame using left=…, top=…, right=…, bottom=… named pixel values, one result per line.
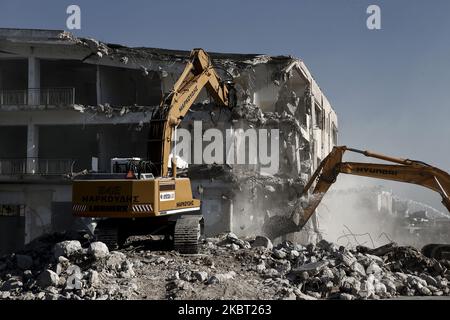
left=227, top=200, right=233, bottom=233
left=97, top=127, right=111, bottom=172
left=294, top=132, right=301, bottom=174
left=96, top=65, right=102, bottom=105
left=27, top=123, right=39, bottom=174
left=28, top=56, right=40, bottom=105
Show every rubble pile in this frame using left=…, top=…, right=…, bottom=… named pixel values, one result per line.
left=1, top=232, right=448, bottom=300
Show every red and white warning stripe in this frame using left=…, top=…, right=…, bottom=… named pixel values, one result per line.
left=159, top=206, right=200, bottom=215
left=73, top=204, right=87, bottom=212
left=132, top=204, right=153, bottom=213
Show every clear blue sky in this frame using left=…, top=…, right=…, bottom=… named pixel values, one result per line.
left=1, top=0, right=449, bottom=210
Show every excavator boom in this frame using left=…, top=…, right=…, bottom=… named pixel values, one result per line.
left=147, top=49, right=235, bottom=177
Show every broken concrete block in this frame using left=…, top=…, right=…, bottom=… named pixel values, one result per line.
left=337, top=251, right=357, bottom=267
left=87, top=270, right=99, bottom=286
left=168, top=271, right=179, bottom=281
left=292, top=260, right=329, bottom=276
left=365, top=254, right=384, bottom=264
left=289, top=250, right=300, bottom=260
left=339, top=293, right=355, bottom=300
left=320, top=267, right=335, bottom=280
left=208, top=271, right=236, bottom=284
left=381, top=278, right=397, bottom=294
left=0, top=291, right=11, bottom=299
left=58, top=256, right=69, bottom=264
left=359, top=274, right=375, bottom=298
left=275, top=260, right=291, bottom=274
left=225, top=232, right=239, bottom=242
left=256, top=262, right=266, bottom=273
left=88, top=242, right=109, bottom=259
left=351, top=261, right=366, bottom=276
left=263, top=268, right=280, bottom=279
left=37, top=270, right=59, bottom=288
left=281, top=292, right=297, bottom=300
left=366, top=262, right=383, bottom=276
left=407, top=275, right=427, bottom=288
left=106, top=251, right=127, bottom=271
left=272, top=249, right=287, bottom=259
left=53, top=240, right=82, bottom=259
left=420, top=274, right=438, bottom=287
left=193, top=271, right=208, bottom=282
left=437, top=278, right=448, bottom=288
left=374, top=281, right=387, bottom=296
left=340, top=276, right=361, bottom=295
left=251, top=236, right=273, bottom=250
left=179, top=270, right=192, bottom=282
left=417, top=284, right=432, bottom=296
left=293, top=289, right=317, bottom=300
left=230, top=243, right=240, bottom=251
left=119, top=260, right=135, bottom=278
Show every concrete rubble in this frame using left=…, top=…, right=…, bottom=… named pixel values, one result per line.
left=0, top=232, right=449, bottom=300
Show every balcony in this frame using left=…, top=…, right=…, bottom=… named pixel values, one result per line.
left=0, top=88, right=75, bottom=106
left=0, top=158, right=74, bottom=175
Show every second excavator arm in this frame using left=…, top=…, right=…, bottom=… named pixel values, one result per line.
left=263, top=146, right=450, bottom=239
left=147, top=48, right=236, bottom=177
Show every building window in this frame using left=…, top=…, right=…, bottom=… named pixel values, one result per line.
left=0, top=205, right=25, bottom=217
left=314, top=104, right=324, bottom=129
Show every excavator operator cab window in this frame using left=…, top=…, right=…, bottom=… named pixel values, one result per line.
left=111, top=157, right=142, bottom=174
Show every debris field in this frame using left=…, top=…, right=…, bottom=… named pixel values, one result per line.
left=0, top=232, right=449, bottom=300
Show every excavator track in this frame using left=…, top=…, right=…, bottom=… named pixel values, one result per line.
left=174, top=215, right=203, bottom=254
left=94, top=220, right=128, bottom=249
left=95, top=224, right=119, bottom=249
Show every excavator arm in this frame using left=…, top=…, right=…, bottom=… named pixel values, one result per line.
left=296, top=146, right=450, bottom=229
left=147, top=48, right=235, bottom=177
left=263, top=146, right=450, bottom=239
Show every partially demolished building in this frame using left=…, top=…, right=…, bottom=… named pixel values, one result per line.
left=0, top=28, right=338, bottom=253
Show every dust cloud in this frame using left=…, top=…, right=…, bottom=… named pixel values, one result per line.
left=315, top=175, right=443, bottom=250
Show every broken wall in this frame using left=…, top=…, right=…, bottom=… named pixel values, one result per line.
left=158, top=54, right=339, bottom=243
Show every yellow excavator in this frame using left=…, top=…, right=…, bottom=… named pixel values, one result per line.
left=72, top=49, right=236, bottom=253
left=262, top=146, right=450, bottom=259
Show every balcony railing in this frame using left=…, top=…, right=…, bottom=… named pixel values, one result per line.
left=0, top=158, right=74, bottom=175
left=0, top=88, right=75, bottom=106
